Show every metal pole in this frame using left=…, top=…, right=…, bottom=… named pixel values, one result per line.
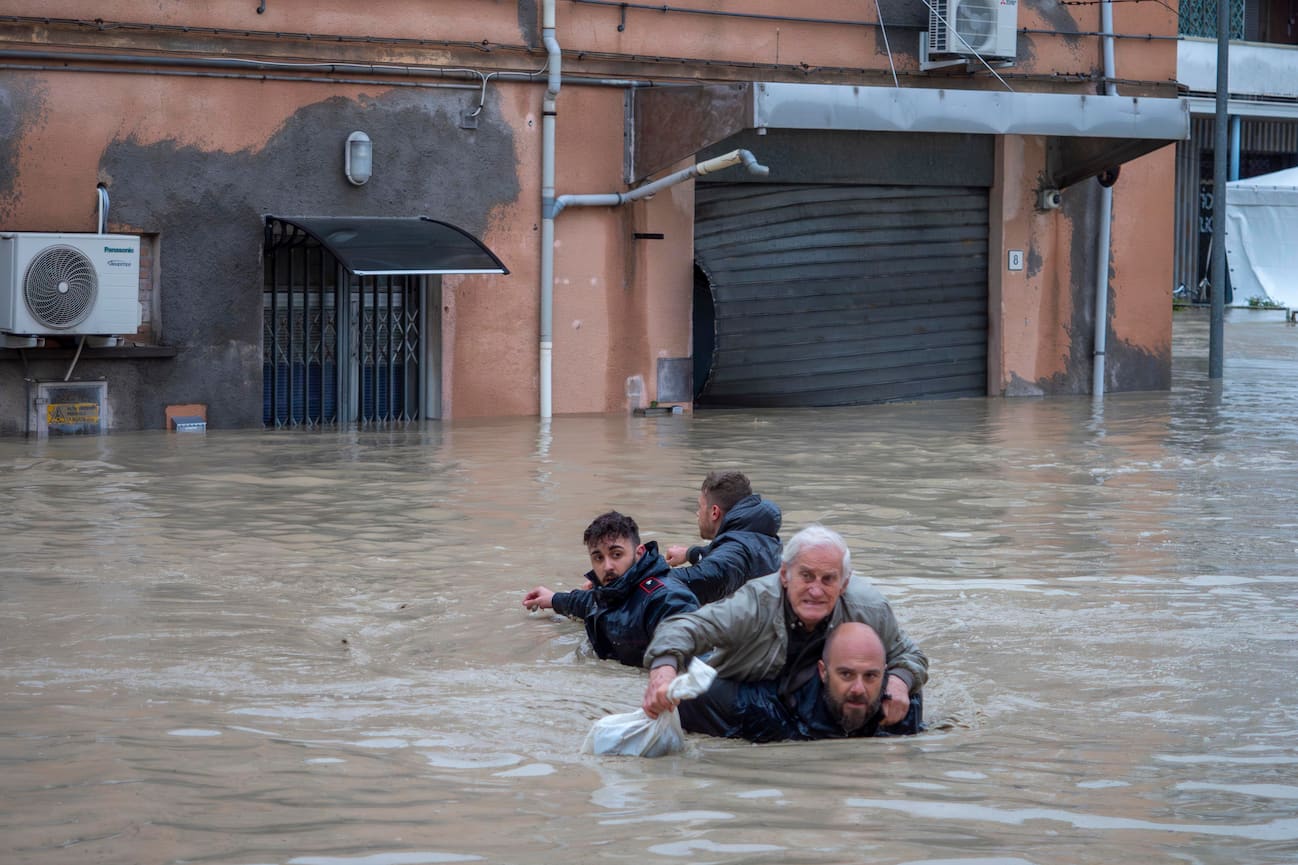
left=1093, top=0, right=1117, bottom=399
left=1209, top=0, right=1229, bottom=379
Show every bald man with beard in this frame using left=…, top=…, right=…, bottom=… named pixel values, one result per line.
left=677, top=622, right=919, bottom=742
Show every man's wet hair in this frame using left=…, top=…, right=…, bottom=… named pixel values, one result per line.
left=701, top=470, right=753, bottom=512
left=584, top=511, right=641, bottom=549
left=782, top=523, right=852, bottom=582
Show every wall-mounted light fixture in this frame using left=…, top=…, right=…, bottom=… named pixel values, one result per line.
left=345, top=131, right=372, bottom=186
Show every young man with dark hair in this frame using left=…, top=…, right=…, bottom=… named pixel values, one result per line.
left=522, top=511, right=698, bottom=668
left=664, top=470, right=782, bottom=605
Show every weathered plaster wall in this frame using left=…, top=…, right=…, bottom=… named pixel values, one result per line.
left=1106, top=147, right=1175, bottom=391
left=7, top=1, right=533, bottom=46
left=639, top=164, right=696, bottom=406
left=0, top=78, right=45, bottom=226
left=550, top=85, right=641, bottom=415
left=3, top=0, right=1174, bottom=91
left=478, top=86, right=694, bottom=418
left=990, top=134, right=1174, bottom=397
left=0, top=72, right=521, bottom=434
left=442, top=82, right=542, bottom=419
left=993, top=135, right=1077, bottom=397
left=0, top=63, right=698, bottom=432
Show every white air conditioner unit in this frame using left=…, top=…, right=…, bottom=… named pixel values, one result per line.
left=0, top=232, right=141, bottom=336
left=928, top=0, right=1018, bottom=60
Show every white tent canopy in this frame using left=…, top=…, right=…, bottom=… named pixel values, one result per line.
left=1225, top=166, right=1298, bottom=309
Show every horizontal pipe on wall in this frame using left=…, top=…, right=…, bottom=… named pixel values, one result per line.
left=0, top=48, right=655, bottom=88
left=0, top=61, right=480, bottom=89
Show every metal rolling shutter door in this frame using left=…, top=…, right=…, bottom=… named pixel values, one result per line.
left=694, top=182, right=989, bottom=407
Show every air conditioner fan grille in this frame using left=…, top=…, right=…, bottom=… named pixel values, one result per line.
left=955, top=0, right=998, bottom=50
left=23, top=245, right=98, bottom=329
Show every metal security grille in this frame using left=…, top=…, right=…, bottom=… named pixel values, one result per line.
left=263, top=220, right=421, bottom=427
left=355, top=275, right=422, bottom=424
left=1178, top=0, right=1244, bottom=38
left=694, top=182, right=989, bottom=407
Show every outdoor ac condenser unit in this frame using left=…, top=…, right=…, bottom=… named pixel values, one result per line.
left=928, top=0, right=1018, bottom=60
left=0, top=232, right=141, bottom=336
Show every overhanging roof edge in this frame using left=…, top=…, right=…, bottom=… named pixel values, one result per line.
left=752, top=83, right=1190, bottom=141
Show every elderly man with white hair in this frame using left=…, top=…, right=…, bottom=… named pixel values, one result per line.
left=642, top=523, right=926, bottom=732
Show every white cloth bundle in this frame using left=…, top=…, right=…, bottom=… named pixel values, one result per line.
left=581, top=658, right=717, bottom=757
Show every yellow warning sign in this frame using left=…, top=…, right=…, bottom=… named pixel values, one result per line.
left=47, top=402, right=100, bottom=425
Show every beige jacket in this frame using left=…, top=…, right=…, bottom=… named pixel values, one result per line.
left=643, top=572, right=928, bottom=692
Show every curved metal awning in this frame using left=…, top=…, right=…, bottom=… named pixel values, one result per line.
left=264, top=215, right=509, bottom=276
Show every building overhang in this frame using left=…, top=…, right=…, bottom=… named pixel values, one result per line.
left=1178, top=39, right=1298, bottom=120
left=264, top=216, right=508, bottom=277
left=1182, top=95, right=1298, bottom=121
left=1179, top=38, right=1298, bottom=101
left=630, top=82, right=1190, bottom=190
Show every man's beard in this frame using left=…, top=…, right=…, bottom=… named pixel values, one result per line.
left=826, top=688, right=882, bottom=733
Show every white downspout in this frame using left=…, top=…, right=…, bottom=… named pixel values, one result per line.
left=1093, top=0, right=1117, bottom=398
left=539, top=0, right=560, bottom=419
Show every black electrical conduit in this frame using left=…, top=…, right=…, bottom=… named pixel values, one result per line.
left=0, top=15, right=515, bottom=53
left=570, top=0, right=920, bottom=31
left=0, top=48, right=652, bottom=88
left=0, top=61, right=482, bottom=90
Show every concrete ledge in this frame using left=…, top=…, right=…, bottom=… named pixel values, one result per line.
left=0, top=345, right=179, bottom=361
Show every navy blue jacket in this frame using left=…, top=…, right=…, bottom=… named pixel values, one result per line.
left=675, top=494, right=782, bottom=605
left=678, top=673, right=923, bottom=743
left=550, top=542, right=699, bottom=668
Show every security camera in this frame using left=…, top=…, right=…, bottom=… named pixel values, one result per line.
left=1038, top=188, right=1062, bottom=211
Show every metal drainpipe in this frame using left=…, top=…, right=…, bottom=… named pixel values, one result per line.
left=1093, top=0, right=1118, bottom=398
left=551, top=149, right=769, bottom=218
left=539, top=0, right=560, bottom=419
left=535, top=0, right=766, bottom=418
left=542, top=149, right=767, bottom=415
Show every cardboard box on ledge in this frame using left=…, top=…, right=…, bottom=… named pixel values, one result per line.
left=166, top=403, right=207, bottom=432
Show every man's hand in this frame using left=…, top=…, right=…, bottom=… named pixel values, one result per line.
left=522, top=586, right=555, bottom=611
left=642, top=665, right=679, bottom=718
left=664, top=545, right=689, bottom=566
left=881, top=675, right=910, bottom=725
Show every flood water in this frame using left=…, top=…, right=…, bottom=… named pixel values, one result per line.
left=3, top=308, right=1298, bottom=865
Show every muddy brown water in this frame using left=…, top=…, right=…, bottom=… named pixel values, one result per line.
left=3, top=309, right=1297, bottom=865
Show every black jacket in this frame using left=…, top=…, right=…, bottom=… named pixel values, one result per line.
left=550, top=541, right=699, bottom=668
left=675, top=494, right=782, bottom=605
left=679, top=673, right=923, bottom=743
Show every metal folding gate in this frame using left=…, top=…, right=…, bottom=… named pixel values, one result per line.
left=694, top=181, right=989, bottom=407
left=262, top=222, right=422, bottom=427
